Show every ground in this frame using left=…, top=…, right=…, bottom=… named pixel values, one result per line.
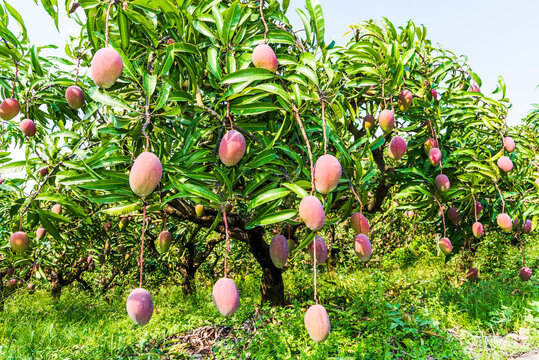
left=1, top=245, right=538, bottom=360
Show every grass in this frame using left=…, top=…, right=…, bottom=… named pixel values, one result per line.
left=1, top=236, right=539, bottom=359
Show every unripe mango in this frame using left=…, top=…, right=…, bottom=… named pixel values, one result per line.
left=119, top=217, right=129, bottom=230
left=26, top=283, right=35, bottom=293
left=252, top=44, right=278, bottom=73
left=195, top=204, right=204, bottom=217
left=307, top=235, right=327, bottom=264
left=447, top=206, right=461, bottom=225
left=497, top=213, right=512, bottom=232
left=126, top=288, right=154, bottom=325
left=212, top=277, right=240, bottom=317
left=158, top=230, right=172, bottom=253
left=10, top=231, right=29, bottom=253
left=378, top=109, right=395, bottom=133
left=388, top=136, right=407, bottom=160
left=438, top=237, right=453, bottom=255
left=435, top=174, right=450, bottom=193
left=65, top=86, right=85, bottom=109
left=0, top=98, right=20, bottom=120
left=269, top=234, right=289, bottom=269
left=129, top=152, right=163, bottom=197
left=472, top=222, right=484, bottom=238
left=20, top=119, right=36, bottom=137
left=354, top=234, right=372, bottom=262
left=424, top=138, right=436, bottom=155
left=105, top=222, right=112, bottom=232
left=313, top=154, right=342, bottom=193
left=398, top=90, right=413, bottom=112
left=430, top=89, right=438, bottom=101
left=304, top=304, right=330, bottom=343
left=519, top=267, right=532, bottom=281
left=467, top=268, right=479, bottom=281
left=428, top=148, right=442, bottom=166
left=363, top=115, right=376, bottom=131
left=39, top=167, right=49, bottom=177
left=404, top=210, right=415, bottom=218
left=36, top=227, right=46, bottom=240
left=299, top=196, right=325, bottom=231
left=90, top=48, right=124, bottom=88
left=350, top=212, right=369, bottom=234
left=503, top=137, right=515, bottom=153
left=497, top=156, right=513, bottom=172
left=219, top=130, right=246, bottom=166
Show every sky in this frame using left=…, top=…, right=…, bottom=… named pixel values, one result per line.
left=6, top=0, right=539, bottom=127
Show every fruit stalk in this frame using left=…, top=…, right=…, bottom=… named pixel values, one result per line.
left=139, top=204, right=147, bottom=288
left=11, top=61, right=18, bottom=98
left=321, top=94, right=327, bottom=155
left=259, top=0, right=269, bottom=44
left=433, top=195, right=446, bottom=237
left=493, top=182, right=505, bottom=213
left=105, top=0, right=114, bottom=47
left=222, top=206, right=230, bottom=278
left=293, top=106, right=315, bottom=195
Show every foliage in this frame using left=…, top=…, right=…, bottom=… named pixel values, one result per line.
left=0, top=0, right=538, bottom=338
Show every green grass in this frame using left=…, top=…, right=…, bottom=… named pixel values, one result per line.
left=1, top=239, right=539, bottom=359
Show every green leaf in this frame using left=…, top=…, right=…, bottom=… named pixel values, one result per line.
left=102, top=202, right=141, bottom=215
left=222, top=0, right=241, bottom=44
left=222, top=68, right=275, bottom=84
left=143, top=72, right=157, bottom=97
left=248, top=188, right=291, bottom=210
left=87, top=87, right=130, bottom=109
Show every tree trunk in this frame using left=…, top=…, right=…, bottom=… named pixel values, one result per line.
left=247, top=228, right=285, bottom=306
left=51, top=278, right=62, bottom=299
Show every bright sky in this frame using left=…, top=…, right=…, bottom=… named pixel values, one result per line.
left=8, top=0, right=539, bottom=127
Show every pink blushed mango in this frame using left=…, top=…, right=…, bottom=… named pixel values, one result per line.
left=354, top=234, right=372, bottom=262
left=219, top=130, right=246, bottom=166
left=0, top=98, right=20, bottom=120
left=90, top=47, right=124, bottom=88
left=388, top=136, right=407, bottom=160
left=304, top=304, right=330, bottom=343
left=438, top=237, right=453, bottom=255
left=20, top=119, right=36, bottom=137
left=252, top=44, right=278, bottom=73
left=129, top=152, right=163, bottom=197
left=299, top=196, right=325, bottom=231
left=378, top=109, right=395, bottom=133
left=126, top=288, right=154, bottom=325
left=269, top=234, right=289, bottom=269
left=10, top=231, right=29, bottom=253
left=212, top=277, right=240, bottom=317
left=307, top=235, right=328, bottom=264
left=350, top=212, right=369, bottom=235
left=313, top=154, right=342, bottom=194
left=65, top=86, right=85, bottom=109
